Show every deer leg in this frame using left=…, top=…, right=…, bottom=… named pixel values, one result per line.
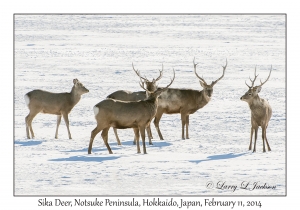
left=146, top=126, right=153, bottom=145
left=148, top=124, right=153, bottom=139
left=264, top=127, right=271, bottom=151
left=153, top=110, right=164, bottom=140
left=134, top=128, right=141, bottom=153
left=88, top=126, right=102, bottom=154
left=25, top=115, right=30, bottom=139
left=25, top=111, right=38, bottom=139
left=132, top=128, right=137, bottom=145
left=249, top=127, right=254, bottom=150
left=262, top=127, right=267, bottom=152
left=62, top=112, right=72, bottom=139
left=101, top=127, right=113, bottom=154
left=253, top=127, right=258, bottom=153
left=113, top=128, right=122, bottom=145
left=186, top=115, right=190, bottom=139
left=55, top=115, right=62, bottom=139
left=181, top=113, right=186, bottom=140
left=28, top=118, right=35, bottom=138
left=139, top=126, right=147, bottom=154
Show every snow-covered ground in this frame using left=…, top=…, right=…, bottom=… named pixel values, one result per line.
left=14, top=15, right=285, bottom=196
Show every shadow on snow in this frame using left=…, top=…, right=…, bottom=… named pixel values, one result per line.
left=189, top=152, right=247, bottom=164
left=49, top=155, right=120, bottom=162
left=61, top=140, right=171, bottom=153
left=14, top=140, right=43, bottom=146
left=109, top=140, right=172, bottom=147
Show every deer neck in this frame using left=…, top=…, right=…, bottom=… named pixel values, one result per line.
left=70, top=86, right=82, bottom=105
left=197, top=90, right=210, bottom=108
left=247, top=95, right=263, bottom=110
left=146, top=95, right=158, bottom=105
left=145, top=96, right=159, bottom=113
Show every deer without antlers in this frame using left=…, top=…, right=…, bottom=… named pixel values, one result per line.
left=88, top=69, right=175, bottom=154
left=240, top=66, right=272, bottom=153
left=24, top=79, right=89, bottom=139
left=153, top=58, right=227, bottom=140
left=106, top=63, right=163, bottom=145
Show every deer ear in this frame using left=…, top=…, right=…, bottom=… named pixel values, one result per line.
left=73, top=79, right=78, bottom=84
left=255, top=86, right=262, bottom=93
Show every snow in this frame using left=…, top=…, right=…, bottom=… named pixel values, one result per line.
left=14, top=14, right=285, bottom=197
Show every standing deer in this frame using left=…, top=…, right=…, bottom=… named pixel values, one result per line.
left=24, top=79, right=89, bottom=139
left=106, top=63, right=163, bottom=145
left=240, top=66, right=272, bottom=152
left=88, top=70, right=175, bottom=154
left=153, top=58, right=227, bottom=140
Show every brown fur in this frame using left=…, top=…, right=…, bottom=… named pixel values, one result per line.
left=106, top=64, right=163, bottom=145
left=153, top=58, right=227, bottom=140
left=24, top=79, right=89, bottom=139
left=240, top=66, right=272, bottom=152
left=88, top=72, right=175, bottom=155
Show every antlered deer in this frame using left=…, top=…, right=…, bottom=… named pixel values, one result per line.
left=24, top=79, right=89, bottom=139
left=240, top=66, right=272, bottom=152
left=153, top=58, right=227, bottom=140
left=88, top=70, right=175, bottom=154
left=107, top=63, right=163, bottom=145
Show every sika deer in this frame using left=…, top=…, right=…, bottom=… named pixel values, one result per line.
left=107, top=63, right=163, bottom=145
left=153, top=58, right=227, bottom=140
left=24, top=79, right=89, bottom=139
left=240, top=66, right=272, bottom=152
left=88, top=70, right=175, bottom=154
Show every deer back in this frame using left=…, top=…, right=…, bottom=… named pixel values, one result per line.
left=94, top=98, right=158, bottom=128
left=157, top=88, right=210, bottom=114
left=107, top=90, right=146, bottom=101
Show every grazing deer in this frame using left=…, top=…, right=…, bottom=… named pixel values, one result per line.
left=107, top=63, right=163, bottom=145
left=24, top=79, right=89, bottom=139
left=153, top=58, right=227, bottom=140
left=88, top=70, right=175, bottom=154
left=240, top=66, right=272, bottom=152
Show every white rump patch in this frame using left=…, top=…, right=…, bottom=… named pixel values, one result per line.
left=93, top=106, right=99, bottom=116
left=24, top=94, right=30, bottom=107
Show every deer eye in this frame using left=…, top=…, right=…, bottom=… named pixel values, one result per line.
left=248, top=93, right=252, bottom=96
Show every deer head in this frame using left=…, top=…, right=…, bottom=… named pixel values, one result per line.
left=73, top=78, right=89, bottom=95
left=132, top=63, right=163, bottom=92
left=193, top=58, right=227, bottom=97
left=240, top=66, right=272, bottom=102
left=139, top=68, right=175, bottom=99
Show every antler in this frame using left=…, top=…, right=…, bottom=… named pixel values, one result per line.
left=161, top=68, right=175, bottom=91
left=245, top=66, right=259, bottom=88
left=193, top=57, right=207, bottom=85
left=140, top=68, right=175, bottom=93
left=139, top=78, right=147, bottom=91
left=211, top=58, right=227, bottom=86
left=258, top=65, right=272, bottom=87
left=154, top=63, right=164, bottom=82
left=132, top=62, right=149, bottom=82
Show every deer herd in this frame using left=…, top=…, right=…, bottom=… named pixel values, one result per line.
left=24, top=58, right=273, bottom=155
